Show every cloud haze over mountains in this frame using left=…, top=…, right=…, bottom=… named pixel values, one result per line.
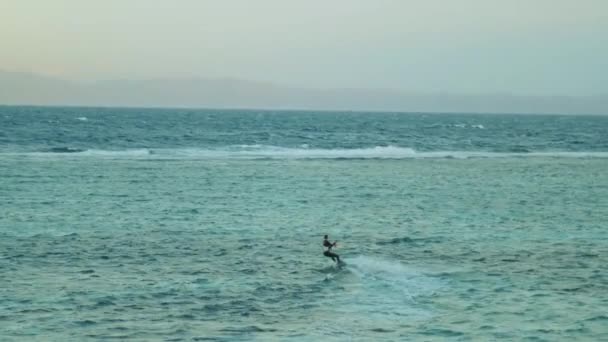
left=3, top=1, right=607, bottom=113
left=1, top=71, right=606, bottom=114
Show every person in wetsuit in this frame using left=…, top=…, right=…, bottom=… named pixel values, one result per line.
left=323, top=234, right=341, bottom=263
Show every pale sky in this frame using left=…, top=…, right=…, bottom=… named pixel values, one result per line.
left=2, top=0, right=607, bottom=96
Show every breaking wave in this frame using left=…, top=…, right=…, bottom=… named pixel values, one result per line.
left=5, top=145, right=608, bottom=159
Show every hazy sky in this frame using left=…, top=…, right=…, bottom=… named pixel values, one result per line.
left=2, top=0, right=607, bottom=96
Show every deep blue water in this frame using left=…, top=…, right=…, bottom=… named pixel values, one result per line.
left=2, top=106, right=607, bottom=154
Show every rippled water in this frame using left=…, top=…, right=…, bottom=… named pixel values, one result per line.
left=1, top=107, right=607, bottom=341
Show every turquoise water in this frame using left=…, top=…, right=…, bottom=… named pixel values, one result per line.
left=1, top=107, right=608, bottom=341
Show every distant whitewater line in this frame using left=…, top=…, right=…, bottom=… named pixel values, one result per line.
left=4, top=146, right=608, bottom=159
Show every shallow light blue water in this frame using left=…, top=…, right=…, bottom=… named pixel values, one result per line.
left=1, top=106, right=607, bottom=341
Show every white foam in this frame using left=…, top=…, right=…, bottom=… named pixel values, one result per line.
left=346, top=255, right=441, bottom=301
left=133, top=148, right=608, bottom=160
left=448, top=123, right=484, bottom=129
left=78, top=149, right=150, bottom=157
left=17, top=149, right=151, bottom=158
left=76, top=117, right=88, bottom=121
left=5, top=146, right=608, bottom=159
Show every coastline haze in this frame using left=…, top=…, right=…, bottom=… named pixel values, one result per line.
left=1, top=70, right=607, bottom=114
left=1, top=0, right=607, bottom=108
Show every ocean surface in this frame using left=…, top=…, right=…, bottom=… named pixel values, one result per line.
left=1, top=106, right=607, bottom=341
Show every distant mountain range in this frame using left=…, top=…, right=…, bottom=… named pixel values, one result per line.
left=1, top=70, right=606, bottom=114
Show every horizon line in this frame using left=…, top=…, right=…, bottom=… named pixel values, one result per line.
left=1, top=103, right=606, bottom=117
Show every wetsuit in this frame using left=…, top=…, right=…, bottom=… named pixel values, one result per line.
left=323, top=239, right=340, bottom=263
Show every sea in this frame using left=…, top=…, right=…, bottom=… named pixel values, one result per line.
left=1, top=106, right=607, bottom=341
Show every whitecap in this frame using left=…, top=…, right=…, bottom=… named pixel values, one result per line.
left=4, top=146, right=608, bottom=160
